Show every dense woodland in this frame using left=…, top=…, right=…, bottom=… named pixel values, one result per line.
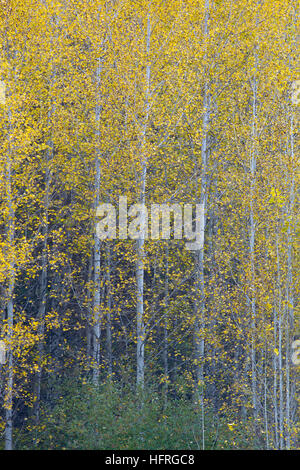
left=0, top=0, right=299, bottom=450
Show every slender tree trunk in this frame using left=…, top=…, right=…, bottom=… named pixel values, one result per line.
left=106, top=243, right=113, bottom=377
left=33, top=68, right=55, bottom=426
left=4, top=85, right=14, bottom=451
left=92, top=57, right=102, bottom=386
left=275, top=228, right=284, bottom=449
left=285, top=123, right=295, bottom=450
left=263, top=342, right=269, bottom=449
left=285, top=30, right=296, bottom=446
left=163, top=245, right=169, bottom=409
left=249, top=4, right=260, bottom=427
left=136, top=11, right=151, bottom=389
left=193, top=0, right=210, bottom=450
left=33, top=224, right=47, bottom=426
left=273, top=286, right=279, bottom=448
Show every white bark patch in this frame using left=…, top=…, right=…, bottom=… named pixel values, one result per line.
left=0, top=340, right=6, bottom=364
left=0, top=80, right=5, bottom=104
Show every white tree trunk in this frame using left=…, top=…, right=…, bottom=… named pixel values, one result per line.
left=5, top=87, right=14, bottom=451
left=92, top=57, right=102, bottom=386
left=249, top=6, right=259, bottom=425
left=193, top=0, right=210, bottom=450
left=136, top=11, right=151, bottom=389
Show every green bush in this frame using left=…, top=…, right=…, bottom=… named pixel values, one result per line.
left=18, top=382, right=227, bottom=450
left=17, top=378, right=250, bottom=450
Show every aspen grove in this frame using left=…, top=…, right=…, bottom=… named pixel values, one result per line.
left=0, top=0, right=299, bottom=450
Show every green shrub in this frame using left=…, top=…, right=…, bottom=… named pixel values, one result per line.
left=18, top=378, right=249, bottom=450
